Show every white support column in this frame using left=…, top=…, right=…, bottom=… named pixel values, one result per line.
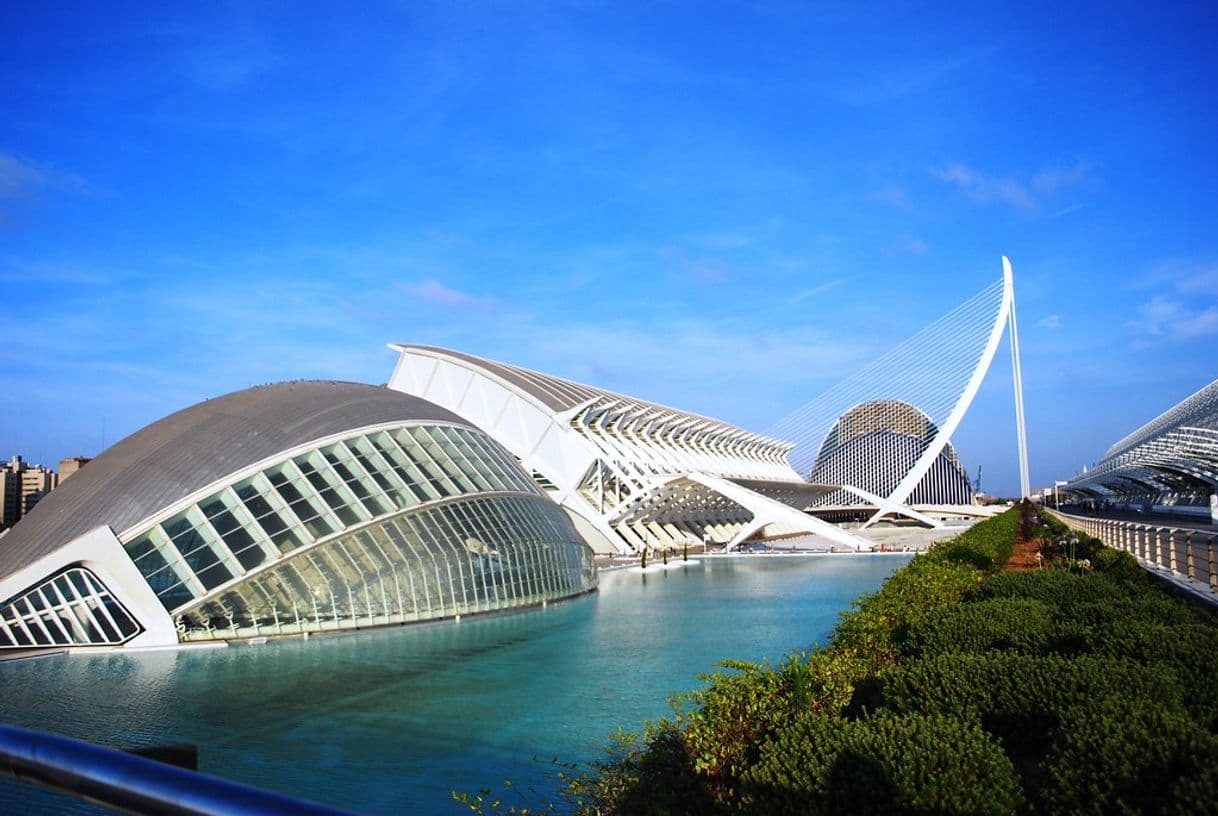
left=1005, top=256, right=1032, bottom=498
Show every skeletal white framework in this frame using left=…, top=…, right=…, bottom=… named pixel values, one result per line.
left=768, top=256, right=1030, bottom=524
left=388, top=259, right=1030, bottom=550
left=1064, top=378, right=1218, bottom=514
left=386, top=346, right=873, bottom=554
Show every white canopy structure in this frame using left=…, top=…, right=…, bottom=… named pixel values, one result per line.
left=1064, top=378, right=1218, bottom=519
left=386, top=346, right=872, bottom=554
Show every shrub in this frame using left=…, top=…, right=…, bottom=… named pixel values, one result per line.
left=1040, top=695, right=1218, bottom=816
left=871, top=653, right=1187, bottom=759
left=741, top=711, right=1022, bottom=816
left=1091, top=546, right=1145, bottom=581
left=936, top=509, right=1021, bottom=571
left=1082, top=622, right=1218, bottom=729
left=900, top=597, right=1055, bottom=657
left=977, top=569, right=1122, bottom=606
left=675, top=650, right=868, bottom=798
left=832, top=556, right=981, bottom=665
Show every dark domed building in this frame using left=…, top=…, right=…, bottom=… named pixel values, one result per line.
left=809, top=399, right=975, bottom=509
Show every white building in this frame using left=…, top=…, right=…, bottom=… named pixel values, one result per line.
left=387, top=345, right=877, bottom=554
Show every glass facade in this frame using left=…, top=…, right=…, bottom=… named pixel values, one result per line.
left=113, top=423, right=595, bottom=642
left=178, top=494, right=595, bottom=640
left=0, top=567, right=142, bottom=648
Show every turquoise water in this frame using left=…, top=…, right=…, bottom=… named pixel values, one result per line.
left=0, top=554, right=910, bottom=814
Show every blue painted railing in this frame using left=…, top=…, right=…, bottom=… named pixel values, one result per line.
left=0, top=723, right=355, bottom=815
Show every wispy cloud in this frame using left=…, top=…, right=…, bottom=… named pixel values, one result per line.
left=790, top=276, right=856, bottom=304
left=0, top=152, right=44, bottom=200
left=397, top=279, right=499, bottom=312
left=1132, top=296, right=1218, bottom=341
left=1037, top=314, right=1061, bottom=328
left=1143, top=260, right=1218, bottom=296
left=933, top=160, right=1093, bottom=213
left=0, top=151, right=91, bottom=224
left=872, top=185, right=911, bottom=209
left=823, top=47, right=993, bottom=106
left=1124, top=259, right=1218, bottom=344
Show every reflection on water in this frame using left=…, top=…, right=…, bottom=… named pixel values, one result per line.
left=0, top=555, right=910, bottom=814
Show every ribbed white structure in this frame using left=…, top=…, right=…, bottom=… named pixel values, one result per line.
left=1065, top=379, right=1218, bottom=514
left=387, top=345, right=871, bottom=554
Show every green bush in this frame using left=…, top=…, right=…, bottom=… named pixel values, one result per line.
left=675, top=650, right=868, bottom=798
left=741, top=711, right=1022, bottom=816
left=1040, top=695, right=1218, bottom=816
left=900, top=597, right=1055, bottom=657
left=572, top=723, right=716, bottom=816
left=563, top=506, right=1218, bottom=816
left=977, top=569, right=1121, bottom=606
left=831, top=509, right=1025, bottom=665
left=1091, top=546, right=1145, bottom=581
left=871, top=653, right=1187, bottom=759
left=1080, top=622, right=1218, bottom=729
left=935, top=509, right=1021, bottom=571
left=832, top=556, right=981, bottom=664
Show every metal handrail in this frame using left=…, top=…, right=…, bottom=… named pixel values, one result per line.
left=0, top=723, right=355, bottom=815
left=1050, top=510, right=1218, bottom=604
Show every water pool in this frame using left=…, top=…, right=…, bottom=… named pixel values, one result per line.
left=0, top=554, right=911, bottom=814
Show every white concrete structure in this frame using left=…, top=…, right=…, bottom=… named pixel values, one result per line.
left=387, top=346, right=872, bottom=554
left=1064, top=378, right=1218, bottom=521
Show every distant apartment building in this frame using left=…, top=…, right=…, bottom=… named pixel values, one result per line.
left=58, top=456, right=91, bottom=483
left=0, top=470, right=18, bottom=528
left=0, top=456, right=58, bottom=527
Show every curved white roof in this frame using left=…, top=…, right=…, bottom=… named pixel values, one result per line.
left=0, top=381, right=466, bottom=578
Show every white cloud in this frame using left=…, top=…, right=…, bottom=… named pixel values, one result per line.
left=933, top=161, right=1092, bottom=213
left=1037, top=314, right=1061, bottom=328
left=397, top=279, right=498, bottom=312
left=0, top=152, right=43, bottom=199
left=1178, top=265, right=1218, bottom=296
left=1132, top=296, right=1218, bottom=341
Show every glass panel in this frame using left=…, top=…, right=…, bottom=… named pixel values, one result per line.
left=267, top=465, right=336, bottom=539
left=370, top=432, right=436, bottom=503
left=395, top=428, right=456, bottom=497
left=325, top=444, right=395, bottom=516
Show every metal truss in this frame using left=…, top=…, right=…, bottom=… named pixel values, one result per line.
left=1065, top=380, right=1218, bottom=502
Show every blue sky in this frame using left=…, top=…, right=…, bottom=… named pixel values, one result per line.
left=2, top=2, right=1215, bottom=496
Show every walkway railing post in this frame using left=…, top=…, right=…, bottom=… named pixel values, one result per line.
left=1167, top=528, right=1176, bottom=573
left=1187, top=531, right=1195, bottom=581
left=1210, top=534, right=1217, bottom=591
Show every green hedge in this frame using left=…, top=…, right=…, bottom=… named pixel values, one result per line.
left=546, top=505, right=1218, bottom=816
left=900, top=597, right=1055, bottom=657
left=1041, top=695, right=1218, bottom=816
left=741, top=711, right=1022, bottom=816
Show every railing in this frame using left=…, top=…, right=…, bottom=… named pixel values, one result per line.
left=0, top=723, right=354, bottom=815
left=1050, top=510, right=1218, bottom=602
